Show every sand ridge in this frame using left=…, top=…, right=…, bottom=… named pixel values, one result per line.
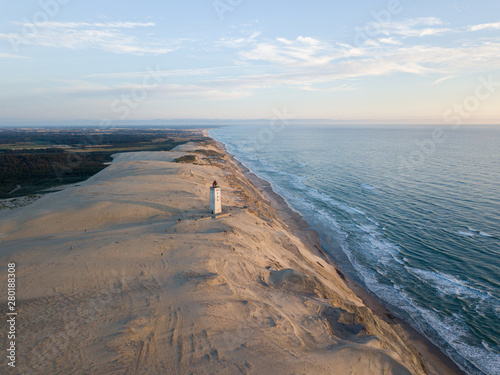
left=0, top=141, right=434, bottom=374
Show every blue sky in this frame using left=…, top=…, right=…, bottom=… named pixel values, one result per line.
left=1, top=0, right=499, bottom=125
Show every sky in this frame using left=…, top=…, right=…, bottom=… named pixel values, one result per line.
left=0, top=0, right=499, bottom=125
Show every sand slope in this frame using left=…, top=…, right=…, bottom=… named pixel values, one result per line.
left=0, top=142, right=428, bottom=374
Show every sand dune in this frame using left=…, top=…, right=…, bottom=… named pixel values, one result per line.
left=0, top=141, right=457, bottom=374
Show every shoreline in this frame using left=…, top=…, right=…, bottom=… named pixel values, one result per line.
left=212, top=137, right=465, bottom=375
left=0, top=135, right=465, bottom=374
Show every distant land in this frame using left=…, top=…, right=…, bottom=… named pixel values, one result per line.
left=0, top=126, right=209, bottom=199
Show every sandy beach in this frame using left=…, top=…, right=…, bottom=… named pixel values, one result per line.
left=0, top=137, right=463, bottom=374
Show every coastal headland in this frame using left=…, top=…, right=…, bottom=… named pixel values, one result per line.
left=0, top=132, right=463, bottom=374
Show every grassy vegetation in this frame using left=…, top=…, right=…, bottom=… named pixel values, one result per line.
left=174, top=155, right=198, bottom=164
left=0, top=152, right=112, bottom=198
left=195, top=139, right=218, bottom=148
left=192, top=149, right=225, bottom=158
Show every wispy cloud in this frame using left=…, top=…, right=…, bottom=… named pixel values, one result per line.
left=19, top=16, right=500, bottom=101
left=430, top=75, right=455, bottom=85
left=0, top=20, right=172, bottom=55
left=63, top=17, right=500, bottom=97
left=377, top=17, right=453, bottom=38
left=300, top=83, right=358, bottom=92
left=0, top=52, right=27, bottom=59
left=378, top=37, right=402, bottom=45
left=239, top=36, right=343, bottom=66
left=85, top=69, right=212, bottom=80
left=37, top=79, right=252, bottom=101
left=217, top=31, right=261, bottom=48
left=468, top=21, right=500, bottom=32
left=155, top=84, right=252, bottom=101
left=378, top=18, right=500, bottom=36
left=223, top=25, right=500, bottom=92
left=84, top=66, right=254, bottom=80
left=14, top=21, right=156, bottom=29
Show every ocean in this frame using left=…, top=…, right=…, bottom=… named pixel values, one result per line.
left=210, top=125, right=500, bottom=375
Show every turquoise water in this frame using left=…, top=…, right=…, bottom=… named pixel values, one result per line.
left=211, top=125, right=500, bottom=375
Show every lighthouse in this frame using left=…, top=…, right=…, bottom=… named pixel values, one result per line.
left=210, top=180, right=222, bottom=215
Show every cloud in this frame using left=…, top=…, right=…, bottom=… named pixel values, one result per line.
left=15, top=21, right=156, bottom=29
left=35, top=79, right=252, bottom=101
left=64, top=20, right=500, bottom=98
left=0, top=20, right=172, bottom=55
left=300, top=83, right=358, bottom=92
left=84, top=66, right=253, bottom=80
left=223, top=28, right=500, bottom=92
left=468, top=22, right=500, bottom=32
left=379, top=37, right=402, bottom=45
left=376, top=17, right=452, bottom=38
left=240, top=36, right=343, bottom=66
left=375, top=18, right=500, bottom=38
left=155, top=84, right=252, bottom=100
left=85, top=69, right=210, bottom=80
left=0, top=52, right=27, bottom=59
left=217, top=31, right=261, bottom=48
left=430, top=76, right=455, bottom=85
left=16, top=17, right=500, bottom=102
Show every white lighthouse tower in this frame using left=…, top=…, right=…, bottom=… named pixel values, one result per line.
left=210, top=180, right=222, bottom=215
